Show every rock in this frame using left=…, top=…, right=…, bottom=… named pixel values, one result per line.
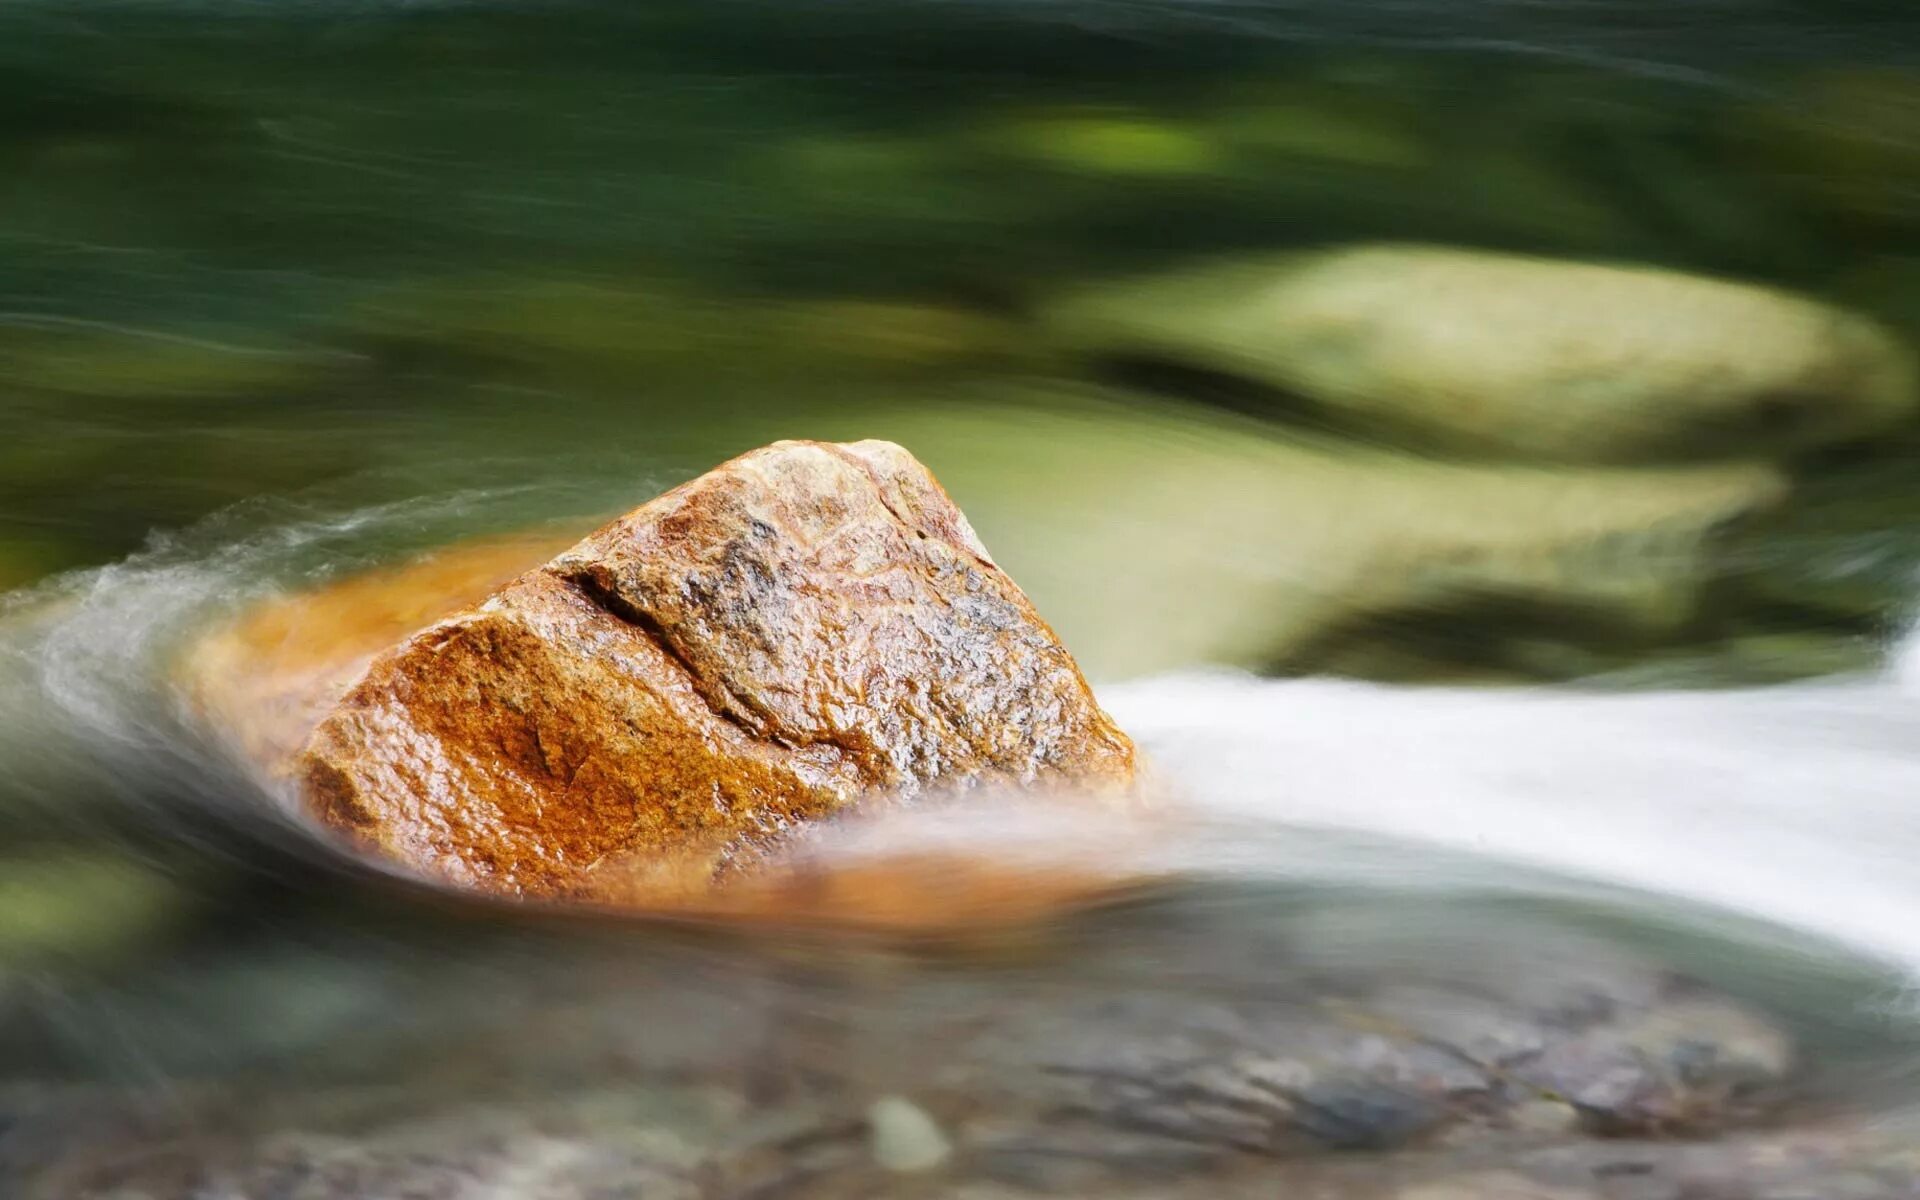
left=1394, top=1171, right=1599, bottom=1200
left=952, top=960, right=1793, bottom=1172
left=838, top=388, right=1787, bottom=679
left=188, top=529, right=585, bottom=771
left=867, top=1096, right=952, bottom=1173
left=1042, top=244, right=1916, bottom=462
left=29, top=1089, right=1920, bottom=1200
left=1, top=909, right=1823, bottom=1199
left=1501, top=992, right=1792, bottom=1137
left=191, top=441, right=1136, bottom=916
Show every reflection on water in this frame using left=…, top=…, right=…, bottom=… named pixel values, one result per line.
left=7, top=0, right=1920, bottom=1195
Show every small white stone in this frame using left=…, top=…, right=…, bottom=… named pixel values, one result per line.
left=866, top=1095, right=953, bottom=1174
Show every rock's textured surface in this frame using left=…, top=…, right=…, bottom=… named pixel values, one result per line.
left=189, top=529, right=583, bottom=769
left=1043, top=244, right=1917, bottom=462
left=198, top=440, right=1135, bottom=911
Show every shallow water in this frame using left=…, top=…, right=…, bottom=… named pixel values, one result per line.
left=6, top=438, right=1920, bottom=1192
left=8, top=1, right=1920, bottom=1195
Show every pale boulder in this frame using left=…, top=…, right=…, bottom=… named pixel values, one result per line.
left=1043, top=243, right=1916, bottom=461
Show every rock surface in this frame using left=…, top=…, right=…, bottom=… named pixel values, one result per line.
left=193, top=440, right=1136, bottom=914
left=1043, top=244, right=1917, bottom=462
left=188, top=529, right=584, bottom=770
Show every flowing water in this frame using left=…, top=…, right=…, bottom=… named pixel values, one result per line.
left=7, top=2, right=1920, bottom=1196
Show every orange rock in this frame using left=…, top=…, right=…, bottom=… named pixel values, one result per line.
left=189, top=529, right=584, bottom=769
left=191, top=441, right=1139, bottom=923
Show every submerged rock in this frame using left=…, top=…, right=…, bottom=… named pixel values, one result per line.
left=949, top=958, right=1792, bottom=1177
left=867, top=1095, right=953, bottom=1173
left=1043, top=244, right=1916, bottom=462
left=853, top=390, right=1787, bottom=679
left=36, top=1097, right=1917, bottom=1200
left=3, top=911, right=1820, bottom=1200
left=190, top=440, right=1136, bottom=918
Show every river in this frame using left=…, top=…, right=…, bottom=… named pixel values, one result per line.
left=5, top=2, right=1920, bottom=1196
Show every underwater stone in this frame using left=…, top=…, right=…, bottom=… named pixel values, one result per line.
left=862, top=390, right=1788, bottom=679
left=1043, top=243, right=1917, bottom=462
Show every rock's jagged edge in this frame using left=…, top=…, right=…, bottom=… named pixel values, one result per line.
left=234, top=439, right=1139, bottom=926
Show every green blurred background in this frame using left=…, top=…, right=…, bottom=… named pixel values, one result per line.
left=8, top=0, right=1920, bottom=685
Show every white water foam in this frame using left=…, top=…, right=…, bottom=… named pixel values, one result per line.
left=1106, top=650, right=1920, bottom=978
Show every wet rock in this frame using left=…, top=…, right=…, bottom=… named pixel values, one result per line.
left=1503, top=992, right=1792, bottom=1137
left=12, top=1089, right=722, bottom=1200
left=192, top=440, right=1136, bottom=916
left=188, top=529, right=585, bottom=770
left=868, top=1095, right=953, bottom=1173
left=1395, top=1170, right=1601, bottom=1200
left=43, top=1106, right=1917, bottom=1200
left=946, top=963, right=1792, bottom=1173
left=0, top=924, right=1824, bottom=1200
left=1042, top=244, right=1916, bottom=463
left=0, top=879, right=1819, bottom=1197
